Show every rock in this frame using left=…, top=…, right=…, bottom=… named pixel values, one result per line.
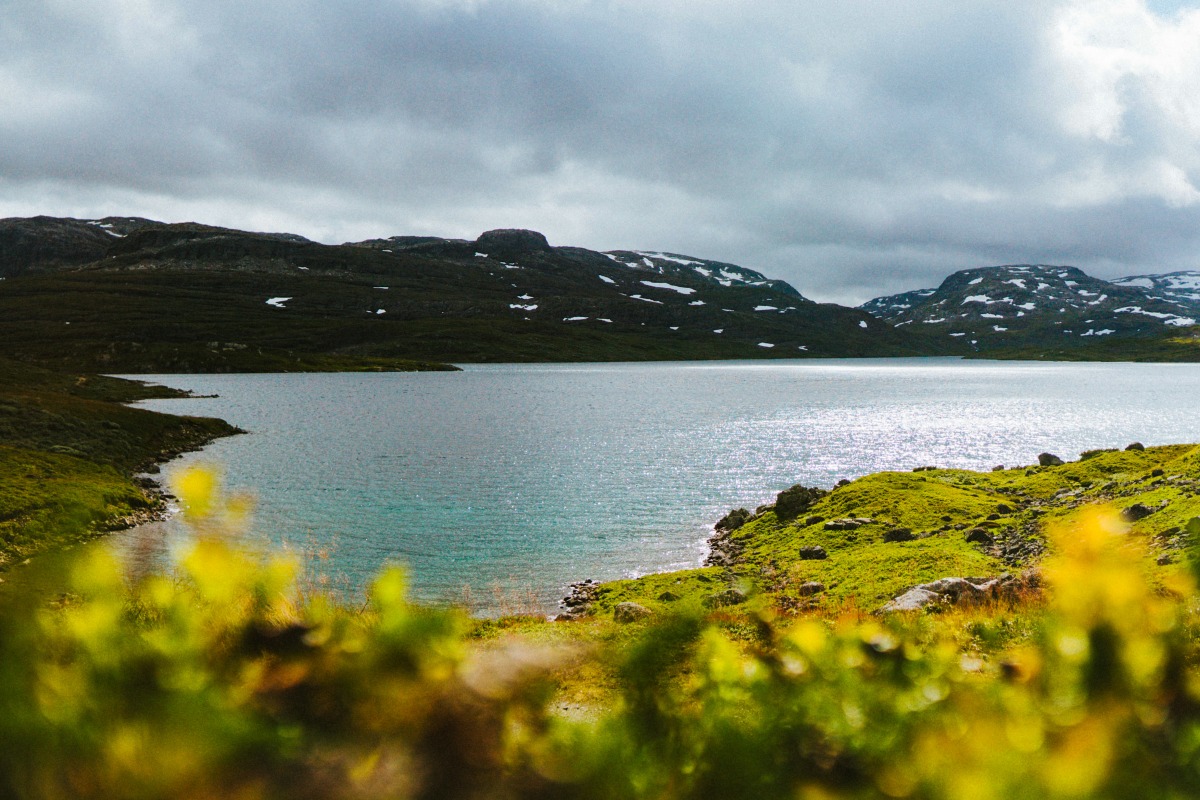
left=1157, top=554, right=1175, bottom=566
left=912, top=465, right=936, bottom=472
left=835, top=479, right=851, bottom=488
left=475, top=228, right=551, bottom=254
left=995, top=503, right=1013, bottom=514
left=613, top=602, right=653, bottom=623
left=965, top=528, right=994, bottom=545
left=1038, top=452, right=1065, bottom=467
left=775, top=483, right=828, bottom=520
left=881, top=576, right=999, bottom=612
left=986, top=513, right=1000, bottom=521
left=1121, top=503, right=1155, bottom=522
left=881, top=588, right=941, bottom=612
left=715, top=508, right=751, bottom=532
left=1151, top=468, right=1164, bottom=477
left=704, top=588, right=747, bottom=608
left=882, top=527, right=916, bottom=543
left=824, top=518, right=873, bottom=531
left=1126, top=442, right=1145, bottom=451
left=804, top=515, right=825, bottom=527
left=992, top=465, right=1004, bottom=472
left=797, top=582, right=825, bottom=596
left=657, top=591, right=680, bottom=602
left=798, top=545, right=828, bottom=560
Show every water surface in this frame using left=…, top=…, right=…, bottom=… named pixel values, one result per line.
left=117, top=359, right=1200, bottom=613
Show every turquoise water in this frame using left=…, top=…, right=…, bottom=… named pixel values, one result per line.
left=118, top=359, right=1200, bottom=614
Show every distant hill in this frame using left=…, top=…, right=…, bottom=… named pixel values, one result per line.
left=861, top=264, right=1200, bottom=357
left=0, top=217, right=933, bottom=371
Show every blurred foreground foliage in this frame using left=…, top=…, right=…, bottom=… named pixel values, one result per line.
left=4, top=470, right=1200, bottom=798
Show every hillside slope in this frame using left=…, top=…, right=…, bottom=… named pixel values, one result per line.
left=0, top=217, right=936, bottom=371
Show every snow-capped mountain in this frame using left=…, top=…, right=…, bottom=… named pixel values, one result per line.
left=861, top=264, right=1197, bottom=351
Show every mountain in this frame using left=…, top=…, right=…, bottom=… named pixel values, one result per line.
left=0, top=217, right=933, bottom=372
left=861, top=264, right=1200, bottom=356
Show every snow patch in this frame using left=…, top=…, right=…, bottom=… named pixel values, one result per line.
left=629, top=294, right=664, bottom=305
left=962, top=295, right=991, bottom=304
left=265, top=297, right=292, bottom=308
left=858, top=320, right=868, bottom=328
left=564, top=316, right=588, bottom=322
left=598, top=275, right=617, bottom=285
left=968, top=277, right=983, bottom=285
left=635, top=251, right=704, bottom=267
left=757, top=342, right=775, bottom=348
left=510, top=303, right=538, bottom=311
left=755, top=305, right=778, bottom=312
left=689, top=300, right=705, bottom=306
left=640, top=280, right=696, bottom=295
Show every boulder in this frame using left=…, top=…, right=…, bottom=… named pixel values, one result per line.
left=881, top=588, right=941, bottom=612
left=796, top=581, right=825, bottom=596
left=704, top=588, right=747, bottom=608
left=880, top=576, right=999, bottom=613
left=1126, top=442, right=1145, bottom=451
left=882, top=527, right=916, bottom=543
left=798, top=545, right=828, bottom=560
left=775, top=484, right=828, bottom=520
left=613, top=602, right=653, bottom=623
left=824, top=518, right=873, bottom=531
left=1038, top=452, right=1065, bottom=467
left=657, top=591, right=681, bottom=602
left=715, top=508, right=751, bottom=532
left=992, top=465, right=1005, bottom=472
left=965, top=528, right=994, bottom=545
left=1121, top=503, right=1155, bottom=522
left=995, top=503, right=1013, bottom=514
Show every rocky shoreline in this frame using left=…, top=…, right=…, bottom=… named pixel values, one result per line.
left=557, top=443, right=1199, bottom=619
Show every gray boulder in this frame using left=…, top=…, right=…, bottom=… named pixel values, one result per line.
left=880, top=577, right=999, bottom=613
left=1038, top=452, right=1065, bottom=467
left=704, top=588, right=748, bottom=608
left=797, top=582, right=825, bottom=596
left=613, top=602, right=653, bottom=623
left=882, top=527, right=916, bottom=543
left=798, top=545, right=828, bottom=560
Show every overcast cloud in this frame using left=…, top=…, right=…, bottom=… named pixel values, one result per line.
left=3, top=0, right=1200, bottom=303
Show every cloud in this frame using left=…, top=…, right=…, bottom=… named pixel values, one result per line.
left=3, top=0, right=1200, bottom=303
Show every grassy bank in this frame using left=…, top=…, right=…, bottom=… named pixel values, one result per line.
left=0, top=358, right=240, bottom=568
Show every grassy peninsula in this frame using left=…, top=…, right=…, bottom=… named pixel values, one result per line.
left=0, top=359, right=239, bottom=568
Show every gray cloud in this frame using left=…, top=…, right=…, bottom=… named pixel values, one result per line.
left=3, top=0, right=1200, bottom=304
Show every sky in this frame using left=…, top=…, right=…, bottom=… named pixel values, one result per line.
left=3, top=0, right=1200, bottom=304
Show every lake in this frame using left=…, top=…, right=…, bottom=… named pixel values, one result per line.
left=116, top=358, right=1200, bottom=614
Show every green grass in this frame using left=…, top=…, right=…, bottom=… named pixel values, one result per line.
left=0, top=446, right=151, bottom=568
